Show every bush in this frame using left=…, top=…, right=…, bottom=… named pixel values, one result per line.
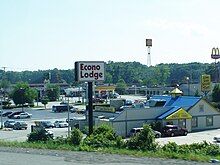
left=68, top=128, right=83, bottom=146
left=27, top=129, right=53, bottom=142
left=162, top=142, right=179, bottom=153
left=83, top=125, right=121, bottom=148
left=150, top=121, right=162, bottom=132
left=188, top=141, right=220, bottom=156
left=126, top=124, right=158, bottom=151
left=53, top=136, right=68, bottom=145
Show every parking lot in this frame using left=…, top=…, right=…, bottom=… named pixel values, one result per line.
left=0, top=99, right=86, bottom=142
left=1, top=96, right=220, bottom=145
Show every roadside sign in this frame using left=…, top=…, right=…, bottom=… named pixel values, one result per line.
left=201, top=75, right=211, bottom=92
left=74, top=61, right=105, bottom=135
left=75, top=61, right=105, bottom=82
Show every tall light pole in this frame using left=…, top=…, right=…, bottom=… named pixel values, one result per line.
left=186, top=77, right=190, bottom=96
left=20, top=88, right=25, bottom=112
left=64, top=89, right=71, bottom=137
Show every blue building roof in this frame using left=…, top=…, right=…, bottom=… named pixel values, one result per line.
left=157, top=106, right=180, bottom=119
left=150, top=95, right=201, bottom=108
left=150, top=95, right=201, bottom=119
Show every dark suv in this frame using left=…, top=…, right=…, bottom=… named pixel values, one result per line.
left=161, top=125, right=188, bottom=137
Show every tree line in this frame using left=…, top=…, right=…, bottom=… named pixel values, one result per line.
left=0, top=61, right=219, bottom=87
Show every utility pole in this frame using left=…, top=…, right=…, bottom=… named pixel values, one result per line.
left=0, top=67, right=6, bottom=129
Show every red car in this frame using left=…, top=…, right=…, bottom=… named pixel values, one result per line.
left=161, top=125, right=188, bottom=137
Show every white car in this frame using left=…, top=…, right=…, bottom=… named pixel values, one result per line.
left=213, top=134, right=220, bottom=142
left=13, top=112, right=32, bottom=119
left=54, top=120, right=68, bottom=128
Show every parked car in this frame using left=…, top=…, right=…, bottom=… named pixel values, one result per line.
left=130, top=127, right=161, bottom=138
left=213, top=134, right=220, bottom=142
left=8, top=111, right=23, bottom=119
left=66, top=118, right=74, bottom=123
left=13, top=112, right=32, bottom=119
left=40, top=121, right=54, bottom=128
left=60, top=101, right=68, bottom=105
left=46, top=130, right=54, bottom=137
left=4, top=119, right=16, bottom=128
left=152, top=130, right=161, bottom=138
left=76, top=109, right=87, bottom=114
left=52, top=105, right=73, bottom=112
left=70, top=107, right=79, bottom=113
left=54, top=120, right=68, bottom=128
left=1, top=111, right=13, bottom=117
left=161, top=125, right=188, bottom=137
left=13, top=121, right=28, bottom=130
left=130, top=127, right=143, bottom=137
left=125, top=100, right=133, bottom=105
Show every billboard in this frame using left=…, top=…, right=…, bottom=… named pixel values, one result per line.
left=75, top=61, right=105, bottom=82
left=201, top=74, right=211, bottom=92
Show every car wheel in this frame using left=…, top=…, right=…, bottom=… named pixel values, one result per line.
left=17, top=116, right=20, bottom=119
left=170, top=132, right=175, bottom=137
left=184, top=131, right=188, bottom=136
left=59, top=125, right=61, bottom=128
left=155, top=134, right=160, bottom=138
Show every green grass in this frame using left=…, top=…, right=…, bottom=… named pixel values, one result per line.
left=0, top=140, right=219, bottom=163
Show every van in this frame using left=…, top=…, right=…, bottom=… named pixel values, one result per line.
left=52, top=105, right=72, bottom=112
left=130, top=127, right=161, bottom=138
left=130, top=127, right=143, bottom=136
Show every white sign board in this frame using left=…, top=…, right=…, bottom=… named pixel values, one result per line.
left=75, top=61, right=105, bottom=82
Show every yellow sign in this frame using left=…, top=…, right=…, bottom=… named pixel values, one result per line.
left=201, top=75, right=211, bottom=92
left=95, top=86, right=116, bottom=91
left=166, top=109, right=192, bottom=120
left=95, top=106, right=115, bottom=112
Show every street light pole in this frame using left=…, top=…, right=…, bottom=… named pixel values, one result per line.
left=67, top=95, right=70, bottom=137
left=20, top=88, right=25, bottom=112
left=64, top=89, right=71, bottom=137
left=186, top=77, right=190, bottom=96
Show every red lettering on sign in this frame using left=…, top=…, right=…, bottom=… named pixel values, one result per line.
left=80, top=71, right=103, bottom=80
left=80, top=64, right=101, bottom=71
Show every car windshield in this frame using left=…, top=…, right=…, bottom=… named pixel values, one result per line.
left=45, top=121, right=52, bottom=124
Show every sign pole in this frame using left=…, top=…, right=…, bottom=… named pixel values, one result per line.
left=75, top=61, right=105, bottom=136
left=88, top=82, right=93, bottom=135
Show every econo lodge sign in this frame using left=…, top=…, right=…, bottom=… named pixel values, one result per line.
left=75, top=61, right=105, bottom=82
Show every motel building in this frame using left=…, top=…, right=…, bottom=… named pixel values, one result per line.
left=88, top=88, right=220, bottom=137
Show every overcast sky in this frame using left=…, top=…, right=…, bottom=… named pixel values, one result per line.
left=1, top=0, right=220, bottom=71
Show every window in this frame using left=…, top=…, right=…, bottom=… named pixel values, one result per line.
left=206, top=116, right=213, bottom=126
left=199, top=104, right=204, bottom=112
left=192, top=117, right=198, bottom=127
